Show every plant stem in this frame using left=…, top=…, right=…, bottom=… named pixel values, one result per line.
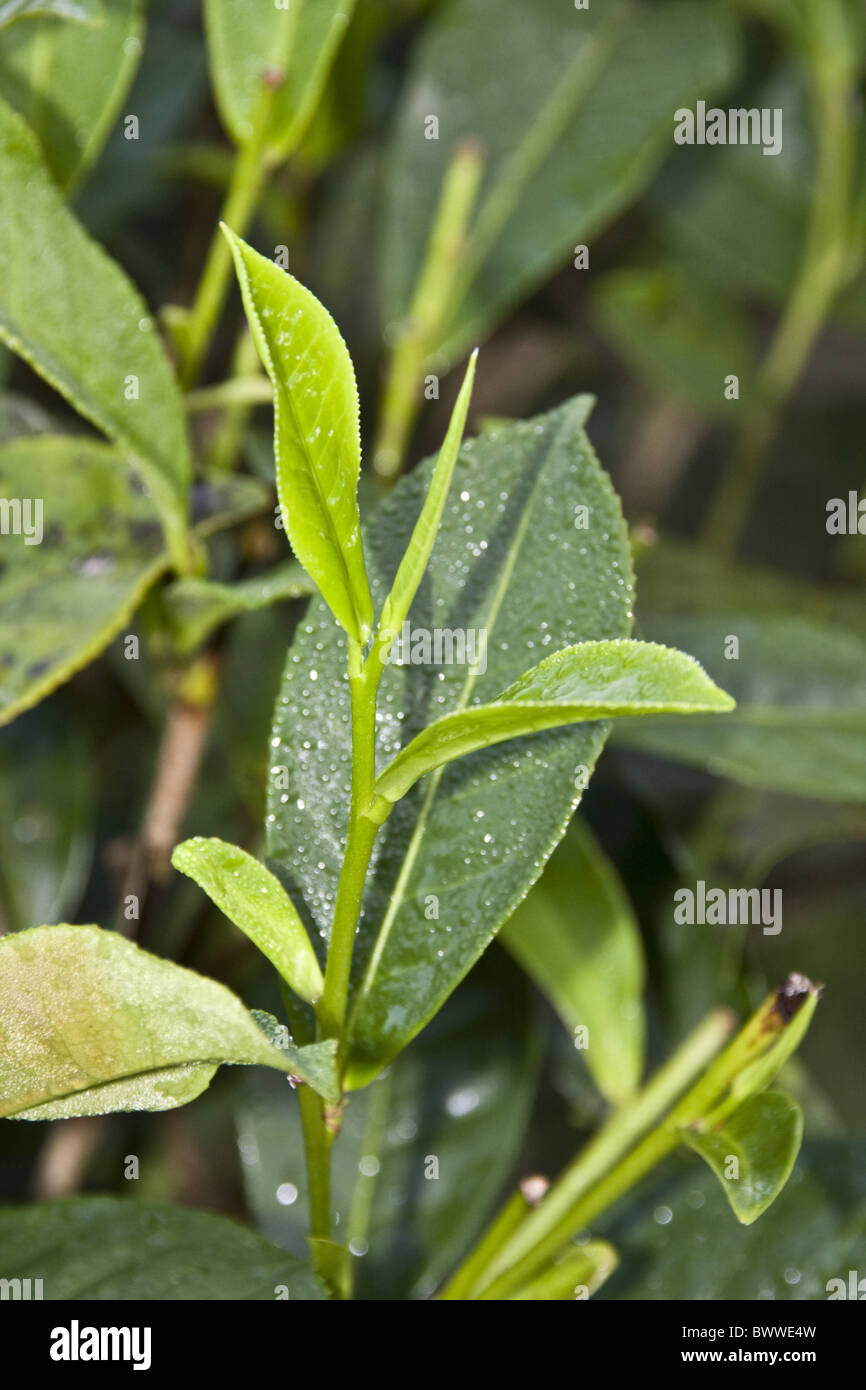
left=185, top=374, right=273, bottom=414
left=373, top=140, right=484, bottom=482
left=452, top=1007, right=735, bottom=1298
left=180, top=120, right=273, bottom=390
left=298, top=1084, right=333, bottom=1243
left=704, top=41, right=857, bottom=558
left=317, top=641, right=379, bottom=1046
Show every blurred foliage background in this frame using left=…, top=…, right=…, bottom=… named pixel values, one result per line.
left=0, top=0, right=864, bottom=1299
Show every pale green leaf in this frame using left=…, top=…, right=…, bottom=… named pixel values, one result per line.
left=0, top=96, right=190, bottom=545
left=372, top=640, right=734, bottom=805
left=680, top=1091, right=803, bottom=1225
left=377, top=350, right=477, bottom=650
left=205, top=0, right=356, bottom=158
left=0, top=1197, right=325, bottom=1299
left=383, top=0, right=739, bottom=364
left=0, top=0, right=142, bottom=190
left=223, top=226, right=373, bottom=642
left=172, top=836, right=324, bottom=1005
left=500, top=817, right=644, bottom=1106
left=0, top=437, right=268, bottom=728
left=267, top=397, right=637, bottom=1085
left=0, top=924, right=311, bottom=1120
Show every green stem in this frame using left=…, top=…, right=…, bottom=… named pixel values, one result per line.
left=704, top=45, right=857, bottom=558
left=373, top=140, right=484, bottom=482
left=298, top=1084, right=332, bottom=1243
left=185, top=374, right=273, bottom=414
left=180, top=123, right=273, bottom=390
left=440, top=1190, right=531, bottom=1300
left=458, top=1007, right=735, bottom=1298
left=317, top=641, right=380, bottom=1046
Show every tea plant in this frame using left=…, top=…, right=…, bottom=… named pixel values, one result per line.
left=0, top=0, right=862, bottom=1302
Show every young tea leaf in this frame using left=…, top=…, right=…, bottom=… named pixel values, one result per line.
left=172, top=836, right=324, bottom=1005
left=500, top=817, right=645, bottom=1106
left=0, top=98, right=190, bottom=550
left=371, top=640, right=734, bottom=806
left=376, top=350, right=478, bottom=656
left=680, top=1091, right=804, bottom=1225
left=223, top=226, right=373, bottom=643
left=506, top=1240, right=618, bottom=1301
left=0, top=925, right=322, bottom=1120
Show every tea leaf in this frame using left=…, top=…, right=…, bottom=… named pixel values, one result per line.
left=205, top=0, right=355, bottom=158
left=0, top=924, right=329, bottom=1119
left=238, top=956, right=540, bottom=1298
left=267, top=397, right=636, bottom=1084
left=377, top=350, right=477, bottom=649
left=680, top=1091, right=803, bottom=1225
left=223, top=227, right=373, bottom=642
left=500, top=817, right=645, bottom=1107
left=382, top=0, right=739, bottom=364
left=372, top=640, right=734, bottom=805
left=0, top=0, right=142, bottom=189
left=0, top=97, right=190, bottom=546
left=0, top=438, right=268, bottom=728
left=616, top=612, right=866, bottom=802
left=172, top=836, right=324, bottom=1006
left=0, top=1197, right=325, bottom=1299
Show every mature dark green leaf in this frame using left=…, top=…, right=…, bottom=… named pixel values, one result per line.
left=373, top=639, right=733, bottom=805
left=500, top=817, right=645, bottom=1106
left=0, top=0, right=142, bottom=189
left=0, top=924, right=318, bottom=1120
left=0, top=97, right=190, bottom=546
left=164, top=561, right=312, bottom=654
left=382, top=0, right=739, bottom=364
left=680, top=1091, right=803, bottom=1224
left=238, top=957, right=540, bottom=1298
left=616, top=607, right=866, bottom=801
left=172, top=836, right=324, bottom=1005
left=224, top=228, right=373, bottom=642
left=599, top=1141, right=866, bottom=1299
left=593, top=265, right=755, bottom=418
left=0, top=0, right=100, bottom=28
left=267, top=397, right=635, bottom=1084
left=205, top=0, right=355, bottom=157
left=0, top=437, right=268, bottom=727
left=0, top=706, right=95, bottom=931
left=0, top=1197, right=325, bottom=1299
